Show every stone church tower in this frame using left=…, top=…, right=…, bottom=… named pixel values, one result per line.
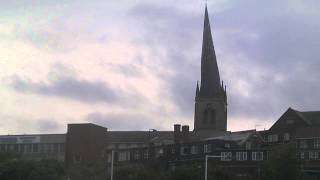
left=194, top=6, right=227, bottom=132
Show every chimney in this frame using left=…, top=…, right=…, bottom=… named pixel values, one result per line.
left=181, top=125, right=189, bottom=141
left=174, top=124, right=181, bottom=143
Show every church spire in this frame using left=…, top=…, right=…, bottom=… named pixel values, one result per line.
left=199, top=6, right=221, bottom=97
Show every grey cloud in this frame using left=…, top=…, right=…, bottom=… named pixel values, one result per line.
left=11, top=76, right=118, bottom=104
left=37, top=119, right=62, bottom=133
left=126, top=1, right=320, bottom=126
left=107, top=63, right=142, bottom=77
left=85, top=112, right=153, bottom=131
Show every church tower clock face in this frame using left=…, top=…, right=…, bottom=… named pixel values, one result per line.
left=193, top=6, right=227, bottom=132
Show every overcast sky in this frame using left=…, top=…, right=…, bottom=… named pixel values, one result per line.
left=1, top=0, right=320, bottom=134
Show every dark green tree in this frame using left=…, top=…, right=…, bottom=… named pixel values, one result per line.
left=261, top=143, right=302, bottom=180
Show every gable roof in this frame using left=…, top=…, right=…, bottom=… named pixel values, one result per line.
left=299, top=111, right=320, bottom=125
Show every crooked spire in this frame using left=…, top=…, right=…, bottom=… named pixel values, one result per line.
left=199, top=6, right=222, bottom=97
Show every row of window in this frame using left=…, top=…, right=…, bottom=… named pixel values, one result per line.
left=299, top=139, right=320, bottom=149
left=220, top=152, right=263, bottom=161
left=0, top=143, right=65, bottom=154
left=181, top=143, right=232, bottom=155
left=300, top=151, right=320, bottom=160
left=267, top=133, right=290, bottom=142
left=113, top=149, right=264, bottom=162
left=117, top=150, right=150, bottom=162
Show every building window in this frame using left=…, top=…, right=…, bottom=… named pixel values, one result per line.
left=314, top=139, right=320, bottom=149
left=191, top=145, right=198, bottom=154
left=236, top=152, right=247, bottom=161
left=210, top=109, right=216, bottom=125
left=204, top=144, right=211, bottom=153
left=252, top=152, right=263, bottom=161
left=180, top=146, right=189, bottom=156
left=268, top=134, right=278, bottom=142
left=32, top=144, right=38, bottom=153
left=25, top=144, right=32, bottom=153
left=300, top=152, right=305, bottom=159
left=272, top=134, right=278, bottom=142
left=143, top=150, right=149, bottom=159
left=299, top=140, right=308, bottom=149
left=53, top=144, right=59, bottom=153
left=246, top=142, right=252, bottom=150
left=14, top=145, right=19, bottom=152
left=60, top=144, right=65, bottom=153
left=203, top=110, right=208, bottom=124
left=74, top=155, right=82, bottom=163
left=156, top=148, right=164, bottom=158
left=225, top=143, right=230, bottom=148
left=134, top=151, right=141, bottom=160
left=118, top=151, right=128, bottom=162
left=283, top=133, right=290, bottom=141
left=309, top=151, right=319, bottom=160
left=221, top=152, right=232, bottom=161
left=0, top=145, right=5, bottom=152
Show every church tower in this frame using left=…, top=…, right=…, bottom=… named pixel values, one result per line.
left=194, top=6, right=227, bottom=132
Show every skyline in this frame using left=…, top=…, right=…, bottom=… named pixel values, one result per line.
left=1, top=0, right=320, bottom=134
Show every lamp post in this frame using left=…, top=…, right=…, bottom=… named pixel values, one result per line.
left=110, top=150, right=114, bottom=180
left=205, top=155, right=223, bottom=180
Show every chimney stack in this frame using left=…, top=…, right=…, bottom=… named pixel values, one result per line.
left=181, top=125, right=189, bottom=141
left=174, top=124, right=181, bottom=143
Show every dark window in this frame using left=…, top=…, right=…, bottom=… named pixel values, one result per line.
left=33, top=144, right=38, bottom=153
left=26, top=144, right=32, bottom=153
left=0, top=144, right=6, bottom=152
left=210, top=109, right=216, bottom=124
left=203, top=110, right=208, bottom=124
left=53, top=144, right=58, bottom=153
left=74, top=155, right=82, bottom=163
left=59, top=144, right=65, bottom=153
left=14, top=144, right=19, bottom=152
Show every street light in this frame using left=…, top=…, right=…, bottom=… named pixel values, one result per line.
left=205, top=155, right=223, bottom=180
left=110, top=150, right=114, bottom=180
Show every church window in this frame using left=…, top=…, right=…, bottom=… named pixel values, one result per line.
left=210, top=109, right=216, bottom=125
left=203, top=110, right=208, bottom=124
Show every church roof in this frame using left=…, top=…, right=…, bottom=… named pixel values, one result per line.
left=199, top=6, right=222, bottom=97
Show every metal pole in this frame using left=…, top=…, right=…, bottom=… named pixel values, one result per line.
left=205, top=155, right=208, bottom=180
left=110, top=150, right=114, bottom=180
left=205, top=155, right=223, bottom=180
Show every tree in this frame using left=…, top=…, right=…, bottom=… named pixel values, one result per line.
left=0, top=152, right=67, bottom=180
left=261, top=143, right=302, bottom=180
